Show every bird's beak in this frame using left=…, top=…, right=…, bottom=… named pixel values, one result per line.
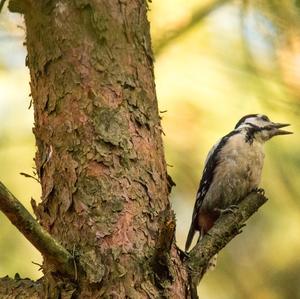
left=271, top=123, right=293, bottom=136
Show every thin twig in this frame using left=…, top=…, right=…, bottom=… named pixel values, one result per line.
left=72, top=244, right=78, bottom=281
left=154, top=0, right=232, bottom=56
left=20, top=172, right=40, bottom=183
left=0, top=181, right=75, bottom=276
left=31, top=261, right=43, bottom=271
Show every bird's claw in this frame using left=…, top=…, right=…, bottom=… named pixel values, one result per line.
left=237, top=223, right=246, bottom=234
left=253, top=187, right=265, bottom=196
left=181, top=251, right=190, bottom=258
left=205, top=231, right=213, bottom=237
left=214, top=205, right=239, bottom=215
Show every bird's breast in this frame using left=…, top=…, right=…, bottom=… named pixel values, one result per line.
left=202, top=134, right=265, bottom=211
left=219, top=134, right=264, bottom=180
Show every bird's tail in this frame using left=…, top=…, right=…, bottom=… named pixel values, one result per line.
left=185, top=224, right=196, bottom=252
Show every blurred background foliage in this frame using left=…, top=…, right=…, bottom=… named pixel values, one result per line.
left=0, top=0, right=299, bottom=298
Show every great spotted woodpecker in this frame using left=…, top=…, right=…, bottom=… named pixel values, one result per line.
left=185, top=114, right=292, bottom=255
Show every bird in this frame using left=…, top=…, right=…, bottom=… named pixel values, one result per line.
left=185, top=114, right=292, bottom=257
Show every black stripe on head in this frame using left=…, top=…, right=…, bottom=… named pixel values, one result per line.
left=234, top=114, right=259, bottom=129
left=245, top=124, right=273, bottom=144
left=245, top=126, right=257, bottom=144
left=193, top=129, right=240, bottom=222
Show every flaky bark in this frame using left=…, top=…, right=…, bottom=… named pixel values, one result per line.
left=0, top=1, right=268, bottom=298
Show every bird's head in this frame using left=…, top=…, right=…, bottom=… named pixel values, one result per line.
left=235, top=114, right=292, bottom=142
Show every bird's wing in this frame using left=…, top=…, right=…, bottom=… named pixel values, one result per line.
left=185, top=129, right=239, bottom=251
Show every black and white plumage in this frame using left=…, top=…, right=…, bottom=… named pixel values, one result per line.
left=185, top=114, right=292, bottom=252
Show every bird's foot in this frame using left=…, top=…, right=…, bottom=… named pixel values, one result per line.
left=253, top=187, right=265, bottom=196
left=178, top=247, right=190, bottom=260
left=205, top=231, right=213, bottom=237
left=237, top=223, right=246, bottom=234
left=214, top=205, right=239, bottom=215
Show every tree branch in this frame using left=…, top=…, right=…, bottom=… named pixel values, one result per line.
left=186, top=191, right=268, bottom=297
left=153, top=0, right=232, bottom=56
left=0, top=181, right=75, bottom=276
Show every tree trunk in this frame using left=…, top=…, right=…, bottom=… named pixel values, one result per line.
left=6, top=0, right=188, bottom=298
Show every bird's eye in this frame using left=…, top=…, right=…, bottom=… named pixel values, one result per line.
left=261, top=115, right=269, bottom=121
